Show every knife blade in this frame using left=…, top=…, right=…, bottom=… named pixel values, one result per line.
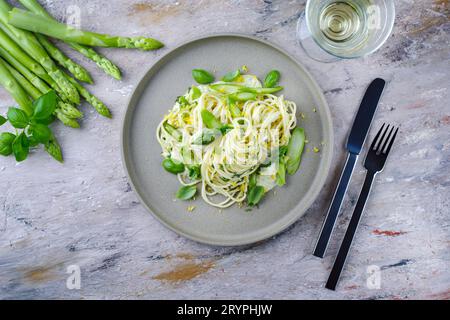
left=347, top=78, right=386, bottom=154
left=313, top=78, right=386, bottom=258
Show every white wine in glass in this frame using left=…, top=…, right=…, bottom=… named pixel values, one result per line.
left=297, top=0, right=395, bottom=61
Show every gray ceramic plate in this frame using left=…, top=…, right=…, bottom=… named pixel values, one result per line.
left=122, top=34, right=333, bottom=246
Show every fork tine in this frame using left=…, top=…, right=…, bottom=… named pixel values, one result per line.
left=370, top=123, right=385, bottom=150
left=381, top=125, right=395, bottom=153
left=376, top=124, right=390, bottom=152
left=384, top=127, right=399, bottom=155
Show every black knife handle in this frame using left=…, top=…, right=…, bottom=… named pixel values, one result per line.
left=313, top=152, right=358, bottom=258
left=325, top=171, right=376, bottom=290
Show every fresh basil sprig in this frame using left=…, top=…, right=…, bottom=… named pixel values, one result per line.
left=0, top=90, right=62, bottom=163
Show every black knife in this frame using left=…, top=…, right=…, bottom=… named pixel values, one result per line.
left=313, top=78, right=386, bottom=258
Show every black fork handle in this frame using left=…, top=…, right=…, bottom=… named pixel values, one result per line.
left=325, top=170, right=376, bottom=290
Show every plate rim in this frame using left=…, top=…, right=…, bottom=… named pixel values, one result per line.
left=121, top=33, right=334, bottom=246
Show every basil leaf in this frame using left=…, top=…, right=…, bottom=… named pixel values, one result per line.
left=0, top=115, right=6, bottom=126
left=192, top=128, right=219, bottom=145
left=201, top=109, right=222, bottom=130
left=0, top=132, right=16, bottom=156
left=162, top=158, right=185, bottom=174
left=219, top=124, right=233, bottom=135
left=7, top=107, right=29, bottom=128
left=192, top=69, right=214, bottom=84
left=28, top=135, right=40, bottom=147
left=187, top=165, right=201, bottom=180
left=30, top=123, right=52, bottom=144
left=32, top=90, right=57, bottom=120
left=33, top=114, right=56, bottom=125
left=176, top=185, right=197, bottom=200
left=177, top=96, right=189, bottom=108
left=12, top=132, right=29, bottom=162
left=222, top=69, right=240, bottom=82
left=264, top=70, right=280, bottom=88
left=191, top=86, right=202, bottom=100
left=248, top=172, right=257, bottom=191
left=247, top=186, right=265, bottom=206
left=200, top=109, right=233, bottom=135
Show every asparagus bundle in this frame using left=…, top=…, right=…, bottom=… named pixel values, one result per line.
left=0, top=1, right=80, bottom=104
left=0, top=0, right=164, bottom=163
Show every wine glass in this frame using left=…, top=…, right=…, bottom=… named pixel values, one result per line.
left=297, top=0, right=396, bottom=62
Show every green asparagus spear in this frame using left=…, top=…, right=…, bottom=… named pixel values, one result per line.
left=8, top=8, right=164, bottom=51
left=18, top=0, right=121, bottom=80
left=0, top=57, right=33, bottom=115
left=36, top=34, right=93, bottom=84
left=0, top=0, right=79, bottom=104
left=59, top=101, right=83, bottom=119
left=68, top=43, right=121, bottom=80
left=45, top=135, right=63, bottom=162
left=64, top=74, right=111, bottom=118
left=55, top=109, right=79, bottom=128
left=2, top=57, right=41, bottom=100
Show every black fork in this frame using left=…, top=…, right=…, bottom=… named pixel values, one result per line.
left=325, top=124, right=399, bottom=290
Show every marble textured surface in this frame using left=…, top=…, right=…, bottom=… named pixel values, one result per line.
left=0, top=0, right=449, bottom=300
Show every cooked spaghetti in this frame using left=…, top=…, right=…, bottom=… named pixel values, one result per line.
left=156, top=71, right=305, bottom=208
